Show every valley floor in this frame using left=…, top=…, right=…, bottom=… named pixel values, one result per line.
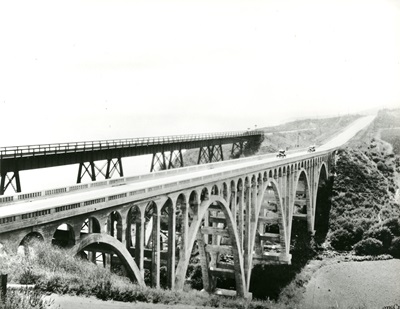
left=299, top=259, right=400, bottom=309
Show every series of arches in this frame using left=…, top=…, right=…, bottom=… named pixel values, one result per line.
left=15, top=154, right=333, bottom=297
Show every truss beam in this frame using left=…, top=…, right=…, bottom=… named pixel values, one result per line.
left=150, top=150, right=184, bottom=172
left=197, top=144, right=224, bottom=165
left=0, top=171, right=21, bottom=195
left=77, top=158, right=123, bottom=183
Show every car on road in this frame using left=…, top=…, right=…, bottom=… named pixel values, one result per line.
left=277, top=149, right=286, bottom=158
left=307, top=145, right=316, bottom=152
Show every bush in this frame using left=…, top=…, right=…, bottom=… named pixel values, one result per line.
left=354, top=238, right=383, bottom=256
left=329, top=228, right=358, bottom=251
left=365, top=226, right=393, bottom=250
left=382, top=218, right=400, bottom=236
left=389, top=237, right=400, bottom=258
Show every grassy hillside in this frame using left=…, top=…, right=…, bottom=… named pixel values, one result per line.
left=181, top=114, right=361, bottom=166
left=327, top=109, right=400, bottom=256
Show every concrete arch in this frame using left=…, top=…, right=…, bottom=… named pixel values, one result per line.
left=244, top=177, right=286, bottom=290
left=52, top=223, right=75, bottom=248
left=174, top=195, right=246, bottom=297
left=222, top=182, right=229, bottom=201
left=292, top=168, right=312, bottom=233
left=312, top=161, right=330, bottom=231
left=19, top=231, right=44, bottom=247
left=70, top=233, right=145, bottom=286
left=254, top=178, right=285, bottom=240
left=80, top=216, right=101, bottom=236
left=200, top=187, right=209, bottom=202
left=317, top=162, right=329, bottom=182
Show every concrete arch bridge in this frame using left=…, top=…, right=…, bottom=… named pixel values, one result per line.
left=0, top=147, right=334, bottom=298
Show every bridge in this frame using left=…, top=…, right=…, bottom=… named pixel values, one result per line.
left=0, top=116, right=374, bottom=298
left=0, top=130, right=262, bottom=195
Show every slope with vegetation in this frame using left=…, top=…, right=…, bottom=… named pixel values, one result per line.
left=182, top=114, right=361, bottom=165
left=327, top=109, right=400, bottom=257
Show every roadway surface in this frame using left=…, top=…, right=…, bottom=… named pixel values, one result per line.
left=0, top=115, right=375, bottom=219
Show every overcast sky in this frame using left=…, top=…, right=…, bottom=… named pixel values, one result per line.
left=1, top=0, right=399, bottom=145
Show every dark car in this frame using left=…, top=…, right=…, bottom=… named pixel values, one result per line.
left=307, top=145, right=316, bottom=152
left=277, top=149, right=286, bottom=158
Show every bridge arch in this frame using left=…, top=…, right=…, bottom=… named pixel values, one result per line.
left=174, top=195, right=246, bottom=297
left=70, top=233, right=145, bottom=286
left=292, top=168, right=312, bottom=227
left=52, top=223, right=75, bottom=248
left=246, top=178, right=285, bottom=288
left=107, top=210, right=123, bottom=241
left=80, top=216, right=101, bottom=237
left=313, top=161, right=331, bottom=242
left=19, top=231, right=44, bottom=247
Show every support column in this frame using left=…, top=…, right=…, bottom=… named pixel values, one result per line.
left=77, top=158, right=123, bottom=183
left=0, top=171, right=21, bottom=195
left=151, top=207, right=160, bottom=288
left=87, top=218, right=96, bottom=263
left=180, top=198, right=189, bottom=265
left=243, top=182, right=252, bottom=286
left=167, top=201, right=176, bottom=289
left=197, top=144, right=224, bottom=164
left=237, top=185, right=244, bottom=251
left=135, top=211, right=145, bottom=277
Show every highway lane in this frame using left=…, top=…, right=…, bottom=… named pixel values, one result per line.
left=0, top=115, right=375, bottom=220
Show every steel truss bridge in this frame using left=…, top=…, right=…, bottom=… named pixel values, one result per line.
left=0, top=116, right=374, bottom=298
left=0, top=130, right=262, bottom=195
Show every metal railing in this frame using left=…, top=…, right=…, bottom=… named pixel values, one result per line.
left=0, top=130, right=262, bottom=159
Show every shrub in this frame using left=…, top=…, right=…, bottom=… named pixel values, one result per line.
left=354, top=238, right=383, bottom=256
left=389, top=237, right=400, bottom=258
left=365, top=226, right=393, bottom=250
left=329, top=228, right=357, bottom=251
left=382, top=218, right=400, bottom=236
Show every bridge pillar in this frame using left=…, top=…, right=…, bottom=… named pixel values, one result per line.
left=135, top=210, right=145, bottom=277
left=77, top=158, right=123, bottom=183
left=196, top=230, right=212, bottom=292
left=150, top=150, right=184, bottom=172
left=237, top=182, right=244, bottom=252
left=167, top=201, right=176, bottom=289
left=197, top=144, right=224, bottom=164
left=243, top=181, right=252, bottom=289
left=230, top=141, right=246, bottom=158
left=151, top=206, right=161, bottom=288
left=0, top=171, right=21, bottom=195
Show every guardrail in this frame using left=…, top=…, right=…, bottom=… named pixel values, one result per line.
left=0, top=130, right=262, bottom=159
left=0, top=147, right=334, bottom=232
left=0, top=145, right=331, bottom=206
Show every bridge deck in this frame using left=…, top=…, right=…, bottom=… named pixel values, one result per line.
left=0, top=115, right=375, bottom=222
left=0, top=130, right=262, bottom=173
left=0, top=148, right=323, bottom=218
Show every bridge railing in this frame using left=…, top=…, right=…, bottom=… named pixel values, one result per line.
left=0, top=147, right=334, bottom=230
left=0, top=130, right=262, bottom=159
left=0, top=145, right=332, bottom=206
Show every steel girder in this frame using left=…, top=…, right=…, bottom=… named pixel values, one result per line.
left=0, top=171, right=21, bottom=195
left=197, top=145, right=224, bottom=164
left=77, top=158, right=123, bottom=183
left=150, top=150, right=184, bottom=172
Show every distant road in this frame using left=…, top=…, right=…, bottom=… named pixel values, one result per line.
left=319, top=115, right=375, bottom=150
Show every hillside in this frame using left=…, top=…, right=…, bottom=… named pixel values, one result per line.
left=327, top=108, right=400, bottom=256
left=181, top=114, right=361, bottom=166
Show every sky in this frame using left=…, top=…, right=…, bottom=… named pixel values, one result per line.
left=1, top=0, right=400, bottom=146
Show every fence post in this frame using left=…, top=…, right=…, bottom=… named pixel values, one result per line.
left=0, top=273, right=7, bottom=303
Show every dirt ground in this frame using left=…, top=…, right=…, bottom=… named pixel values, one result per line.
left=46, top=294, right=216, bottom=309
left=299, top=259, right=400, bottom=309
